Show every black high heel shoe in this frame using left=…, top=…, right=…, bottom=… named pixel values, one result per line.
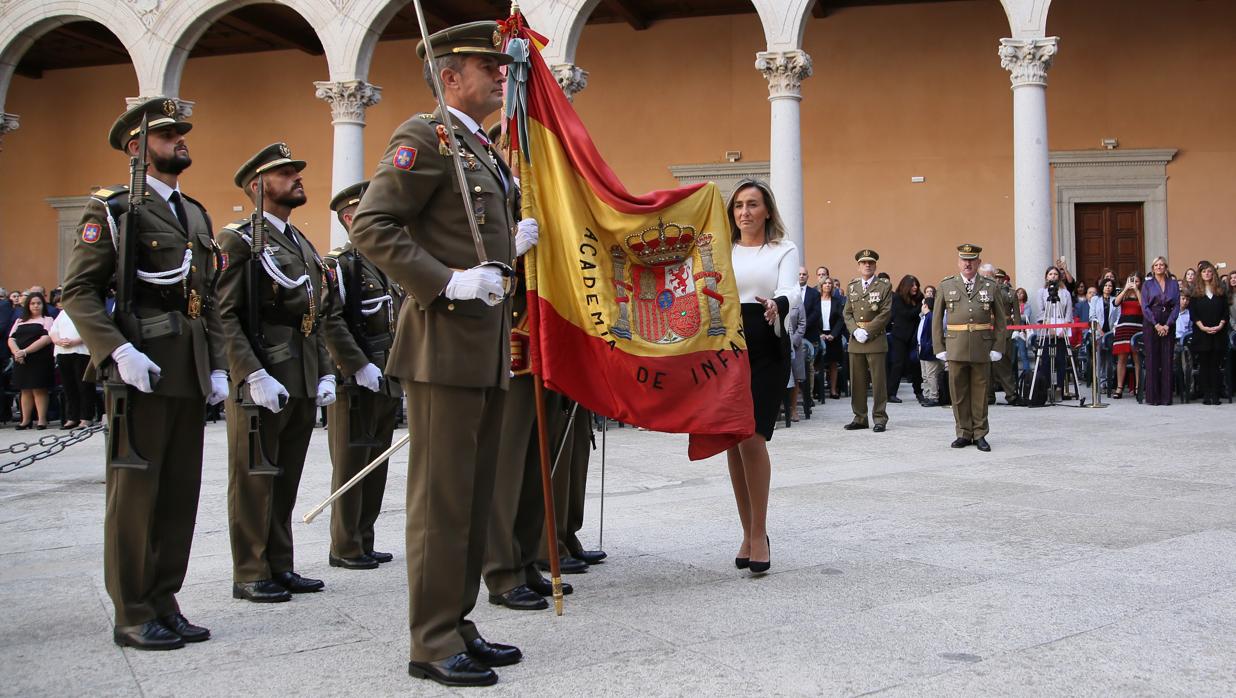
left=734, top=556, right=749, bottom=570
left=749, top=536, right=771, bottom=574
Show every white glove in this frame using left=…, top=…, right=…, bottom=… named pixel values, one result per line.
left=246, top=368, right=289, bottom=413
left=936, top=352, right=948, bottom=361
left=989, top=351, right=1003, bottom=361
left=854, top=328, right=869, bottom=343
left=515, top=218, right=539, bottom=256
left=445, top=264, right=505, bottom=307
left=316, top=375, right=337, bottom=407
left=354, top=363, right=382, bottom=392
left=207, top=370, right=229, bottom=406
left=110, top=342, right=162, bottom=393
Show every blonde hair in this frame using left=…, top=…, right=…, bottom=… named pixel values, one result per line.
left=726, top=179, right=786, bottom=245
left=1150, top=256, right=1170, bottom=277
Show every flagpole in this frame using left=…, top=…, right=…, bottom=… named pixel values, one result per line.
left=533, top=377, right=565, bottom=615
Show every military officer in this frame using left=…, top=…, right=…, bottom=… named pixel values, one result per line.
left=484, top=263, right=575, bottom=611
left=321, top=181, right=403, bottom=570
left=216, top=143, right=348, bottom=602
left=62, top=98, right=229, bottom=650
left=539, top=407, right=607, bottom=570
left=931, top=244, right=1008, bottom=452
left=842, top=250, right=893, bottom=431
left=349, top=21, right=539, bottom=688
left=980, top=264, right=1024, bottom=406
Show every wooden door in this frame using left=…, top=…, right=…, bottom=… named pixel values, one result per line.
left=1074, top=203, right=1144, bottom=288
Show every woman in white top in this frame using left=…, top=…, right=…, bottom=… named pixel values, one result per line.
left=49, top=308, right=96, bottom=428
left=727, top=180, right=799, bottom=575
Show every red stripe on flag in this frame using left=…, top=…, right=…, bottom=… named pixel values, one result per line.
left=528, top=291, right=753, bottom=460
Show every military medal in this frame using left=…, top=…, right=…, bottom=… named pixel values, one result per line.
left=436, top=124, right=451, bottom=156
left=869, top=292, right=880, bottom=302
left=473, top=197, right=487, bottom=225
left=187, top=289, right=202, bottom=319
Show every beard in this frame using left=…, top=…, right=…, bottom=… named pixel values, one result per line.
left=271, top=187, right=307, bottom=209
left=151, top=150, right=192, bottom=175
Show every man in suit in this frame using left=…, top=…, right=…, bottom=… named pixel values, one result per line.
left=61, top=98, right=229, bottom=650
left=320, top=181, right=403, bottom=570
left=843, top=250, right=893, bottom=432
left=216, top=143, right=347, bottom=603
left=932, top=244, right=1008, bottom=452
left=797, top=267, right=822, bottom=412
left=350, top=21, right=539, bottom=688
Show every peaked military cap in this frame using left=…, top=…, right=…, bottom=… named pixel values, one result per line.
left=233, top=142, right=307, bottom=188
left=855, top=249, right=879, bottom=263
left=330, top=180, right=369, bottom=213
left=416, top=21, right=514, bottom=66
left=957, top=243, right=983, bottom=260
left=108, top=97, right=192, bottom=151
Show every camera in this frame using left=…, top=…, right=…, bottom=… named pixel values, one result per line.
left=1046, top=279, right=1060, bottom=304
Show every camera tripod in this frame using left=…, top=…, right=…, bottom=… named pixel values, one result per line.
left=1028, top=328, right=1083, bottom=406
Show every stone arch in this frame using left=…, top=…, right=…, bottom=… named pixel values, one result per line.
left=750, top=0, right=815, bottom=52
left=998, top=0, right=1053, bottom=38
left=0, top=0, right=146, bottom=111
left=147, top=0, right=343, bottom=97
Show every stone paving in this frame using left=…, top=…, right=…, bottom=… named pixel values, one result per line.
left=1, top=388, right=1235, bottom=696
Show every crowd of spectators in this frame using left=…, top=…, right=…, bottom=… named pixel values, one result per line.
left=781, top=254, right=1236, bottom=421
left=1, top=283, right=101, bottom=429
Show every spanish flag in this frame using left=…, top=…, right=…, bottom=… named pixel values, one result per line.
left=504, top=18, right=753, bottom=460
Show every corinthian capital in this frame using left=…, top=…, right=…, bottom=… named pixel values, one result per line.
left=314, top=80, right=383, bottom=125
left=550, top=63, right=589, bottom=102
left=999, top=37, right=1059, bottom=88
left=756, top=50, right=813, bottom=100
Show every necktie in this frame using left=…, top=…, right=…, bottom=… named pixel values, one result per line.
left=168, top=191, right=189, bottom=231
left=476, top=129, right=507, bottom=192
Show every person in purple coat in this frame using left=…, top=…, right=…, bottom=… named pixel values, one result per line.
left=1141, top=256, right=1179, bottom=405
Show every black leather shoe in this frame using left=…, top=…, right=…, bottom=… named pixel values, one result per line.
left=537, top=556, right=588, bottom=574
left=367, top=549, right=394, bottom=564
left=872, top=424, right=887, bottom=433
left=233, top=580, right=292, bottom=603
left=887, top=395, right=903, bottom=403
left=488, top=585, right=548, bottom=610
left=843, top=422, right=868, bottom=430
left=574, top=549, right=607, bottom=565
left=408, top=653, right=497, bottom=687
left=329, top=553, right=379, bottom=570
left=735, top=556, right=749, bottom=569
left=465, top=637, right=522, bottom=667
left=526, top=575, right=573, bottom=596
left=950, top=437, right=972, bottom=449
left=159, top=613, right=210, bottom=643
left=921, top=399, right=940, bottom=407
left=114, top=620, right=185, bottom=650
left=274, top=571, right=325, bottom=593
left=974, top=437, right=991, bottom=452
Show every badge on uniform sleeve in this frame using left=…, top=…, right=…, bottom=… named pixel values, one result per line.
left=393, top=145, right=417, bottom=171
left=218, top=251, right=229, bottom=271
left=326, top=266, right=337, bottom=284
left=82, top=223, right=101, bottom=243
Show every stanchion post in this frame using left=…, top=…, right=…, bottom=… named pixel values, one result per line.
left=1088, top=319, right=1108, bottom=409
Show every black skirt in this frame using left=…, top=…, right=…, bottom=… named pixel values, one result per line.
left=742, top=302, right=790, bottom=441
left=11, top=323, right=55, bottom=390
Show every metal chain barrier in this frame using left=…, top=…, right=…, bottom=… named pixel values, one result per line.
left=0, top=424, right=106, bottom=474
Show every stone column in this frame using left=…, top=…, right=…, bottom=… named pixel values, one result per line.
left=551, top=63, right=589, bottom=101
left=756, top=50, right=812, bottom=254
left=999, top=37, right=1058, bottom=313
left=0, top=113, right=19, bottom=152
left=314, top=80, right=382, bottom=247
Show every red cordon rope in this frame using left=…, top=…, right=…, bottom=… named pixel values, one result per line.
left=1007, top=322, right=1092, bottom=330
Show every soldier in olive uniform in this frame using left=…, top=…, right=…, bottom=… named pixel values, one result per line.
left=216, top=143, right=350, bottom=602
left=842, top=250, right=894, bottom=431
left=484, top=263, right=576, bottom=611
left=349, top=22, right=539, bottom=688
left=982, top=265, right=1024, bottom=406
left=321, top=181, right=403, bottom=570
left=62, top=98, right=229, bottom=650
left=540, top=408, right=607, bottom=571
left=931, top=244, right=1008, bottom=452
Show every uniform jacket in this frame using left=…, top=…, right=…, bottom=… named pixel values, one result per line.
left=61, top=185, right=226, bottom=398
left=322, top=242, right=405, bottom=399
left=931, top=274, right=1008, bottom=363
left=350, top=108, right=516, bottom=389
left=843, top=276, right=893, bottom=354
left=215, top=217, right=344, bottom=398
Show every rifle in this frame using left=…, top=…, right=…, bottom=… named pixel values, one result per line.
left=105, top=113, right=155, bottom=470
left=237, top=171, right=283, bottom=475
